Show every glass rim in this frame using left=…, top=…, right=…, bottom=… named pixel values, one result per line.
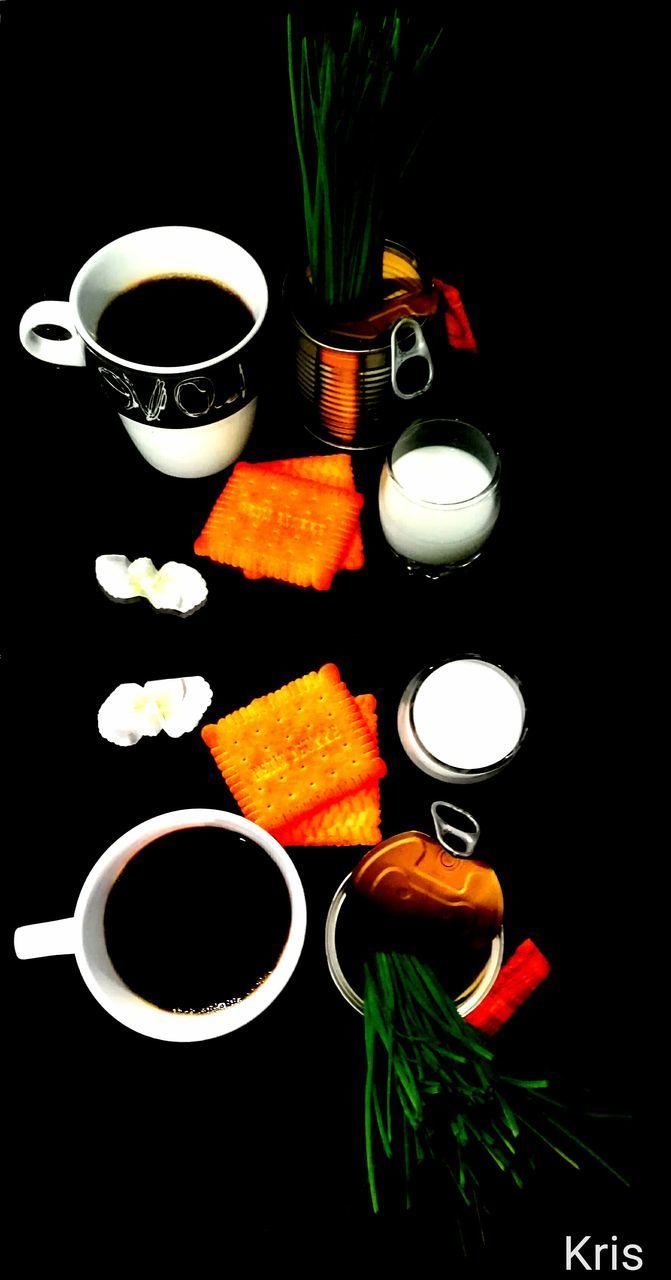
left=385, top=417, right=501, bottom=509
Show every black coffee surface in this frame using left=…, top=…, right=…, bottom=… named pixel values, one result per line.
left=103, top=827, right=291, bottom=1014
left=96, top=275, right=254, bottom=366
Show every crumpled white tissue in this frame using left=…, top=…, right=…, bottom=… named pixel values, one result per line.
left=95, top=555, right=207, bottom=613
left=98, top=677, right=213, bottom=747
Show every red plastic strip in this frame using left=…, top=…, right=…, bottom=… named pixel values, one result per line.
left=465, top=939, right=551, bottom=1036
left=433, top=278, right=478, bottom=352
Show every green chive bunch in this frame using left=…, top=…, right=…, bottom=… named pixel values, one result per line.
left=364, top=952, right=627, bottom=1219
left=287, top=10, right=442, bottom=311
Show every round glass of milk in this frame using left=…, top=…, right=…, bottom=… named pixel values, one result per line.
left=398, top=657, right=526, bottom=783
left=378, top=418, right=501, bottom=574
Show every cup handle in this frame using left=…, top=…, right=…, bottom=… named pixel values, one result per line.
left=19, top=301, right=86, bottom=367
left=390, top=316, right=434, bottom=400
left=14, top=917, right=76, bottom=959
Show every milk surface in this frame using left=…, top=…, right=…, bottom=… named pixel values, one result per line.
left=413, top=659, right=525, bottom=770
left=392, top=446, right=492, bottom=504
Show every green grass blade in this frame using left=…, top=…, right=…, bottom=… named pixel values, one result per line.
left=544, top=1114, right=630, bottom=1187
left=363, top=974, right=380, bottom=1212
left=499, top=1094, right=520, bottom=1139
left=372, top=1082, right=392, bottom=1160
left=286, top=17, right=314, bottom=268
left=517, top=1115, right=581, bottom=1171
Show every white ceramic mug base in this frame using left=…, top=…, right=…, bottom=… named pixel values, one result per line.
left=120, top=397, right=258, bottom=478
left=14, top=809, right=307, bottom=1043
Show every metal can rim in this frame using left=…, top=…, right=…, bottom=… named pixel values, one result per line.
left=325, top=872, right=504, bottom=1017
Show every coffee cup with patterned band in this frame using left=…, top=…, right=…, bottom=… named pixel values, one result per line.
left=19, top=226, right=268, bottom=478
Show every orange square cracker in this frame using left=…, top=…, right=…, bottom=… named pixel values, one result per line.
left=194, top=463, right=363, bottom=591
left=275, top=694, right=381, bottom=846
left=201, top=664, right=386, bottom=829
left=257, top=456, right=364, bottom=571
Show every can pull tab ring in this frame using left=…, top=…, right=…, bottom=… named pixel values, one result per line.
left=390, top=317, right=434, bottom=400
left=431, top=800, right=480, bottom=858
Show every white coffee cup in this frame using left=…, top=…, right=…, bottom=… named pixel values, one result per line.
left=18, top=226, right=268, bottom=479
left=14, top=808, right=307, bottom=1043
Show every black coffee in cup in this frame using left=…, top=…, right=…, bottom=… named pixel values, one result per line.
left=96, top=274, right=255, bottom=367
left=103, top=826, right=291, bottom=1014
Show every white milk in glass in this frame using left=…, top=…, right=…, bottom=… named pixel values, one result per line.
left=379, top=444, right=499, bottom=565
left=412, top=659, right=525, bottom=771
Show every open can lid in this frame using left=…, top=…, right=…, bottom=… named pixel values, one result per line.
left=325, top=872, right=504, bottom=1017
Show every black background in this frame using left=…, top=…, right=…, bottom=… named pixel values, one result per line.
left=2, top=2, right=650, bottom=1274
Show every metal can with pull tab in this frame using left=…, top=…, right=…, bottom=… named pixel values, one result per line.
left=325, top=801, right=504, bottom=1016
left=287, top=242, right=435, bottom=451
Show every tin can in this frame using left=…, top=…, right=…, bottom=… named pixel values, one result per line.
left=325, top=801, right=504, bottom=1017
left=288, top=242, right=435, bottom=451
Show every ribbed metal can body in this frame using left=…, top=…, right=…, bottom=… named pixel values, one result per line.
left=290, top=243, right=430, bottom=451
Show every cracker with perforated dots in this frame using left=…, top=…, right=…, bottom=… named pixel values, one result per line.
left=274, top=694, right=381, bottom=846
left=194, top=463, right=363, bottom=591
left=253, top=455, right=364, bottom=572
left=201, top=664, right=386, bottom=831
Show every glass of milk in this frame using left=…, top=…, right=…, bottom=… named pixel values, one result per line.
left=397, top=657, right=527, bottom=783
left=378, top=418, right=501, bottom=574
